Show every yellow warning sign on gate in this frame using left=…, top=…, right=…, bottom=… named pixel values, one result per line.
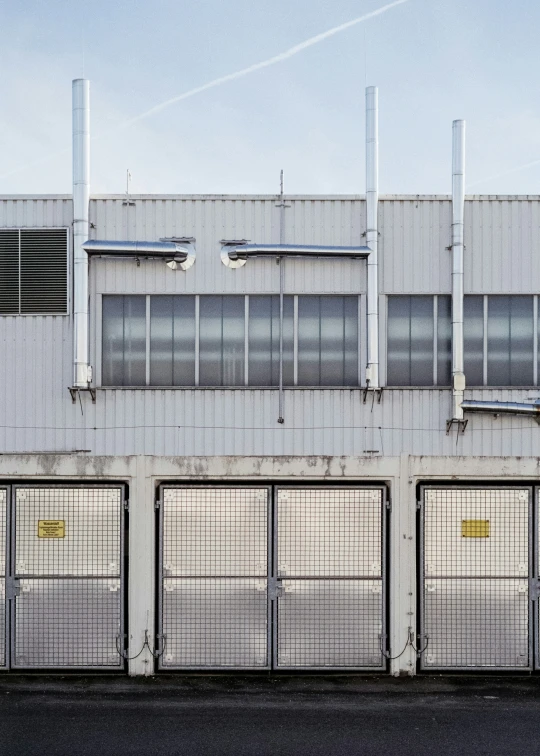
left=461, top=519, right=490, bottom=538
left=37, top=520, right=65, bottom=538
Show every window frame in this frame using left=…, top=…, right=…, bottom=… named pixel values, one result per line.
left=385, top=294, right=452, bottom=387
left=100, top=293, right=363, bottom=389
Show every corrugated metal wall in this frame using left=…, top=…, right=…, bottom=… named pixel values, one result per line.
left=1, top=194, right=540, bottom=457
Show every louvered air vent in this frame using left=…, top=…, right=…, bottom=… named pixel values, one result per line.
left=0, top=229, right=68, bottom=314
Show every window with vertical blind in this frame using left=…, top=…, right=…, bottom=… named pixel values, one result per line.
left=387, top=294, right=538, bottom=387
left=387, top=296, right=452, bottom=386
left=0, top=229, right=68, bottom=314
left=464, top=295, right=535, bottom=386
left=102, top=294, right=360, bottom=387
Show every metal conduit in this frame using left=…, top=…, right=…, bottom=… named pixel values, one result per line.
left=82, top=239, right=195, bottom=270
left=461, top=400, right=540, bottom=419
left=365, top=85, right=379, bottom=389
left=221, top=243, right=370, bottom=264
left=452, top=119, right=466, bottom=420
left=72, top=78, right=91, bottom=388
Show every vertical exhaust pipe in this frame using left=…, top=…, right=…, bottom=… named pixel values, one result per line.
left=72, top=78, right=91, bottom=388
left=365, top=86, right=379, bottom=388
left=452, top=120, right=466, bottom=419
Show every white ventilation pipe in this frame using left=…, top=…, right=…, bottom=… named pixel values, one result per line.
left=452, top=120, right=466, bottom=419
left=366, top=86, right=379, bottom=389
left=72, top=78, right=91, bottom=388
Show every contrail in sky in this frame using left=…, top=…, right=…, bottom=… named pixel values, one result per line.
left=0, top=0, right=409, bottom=181
left=467, top=158, right=540, bottom=189
left=119, top=0, right=409, bottom=129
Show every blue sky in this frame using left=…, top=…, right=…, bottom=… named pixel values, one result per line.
left=1, top=0, right=539, bottom=195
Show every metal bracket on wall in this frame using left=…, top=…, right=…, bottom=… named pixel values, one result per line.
left=363, top=387, right=383, bottom=404
left=68, top=387, right=97, bottom=404
left=445, top=418, right=468, bottom=434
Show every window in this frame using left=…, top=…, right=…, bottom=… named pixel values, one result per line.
left=102, top=294, right=360, bottom=387
left=150, top=296, right=196, bottom=386
left=0, top=229, right=68, bottom=314
left=248, top=296, right=294, bottom=386
left=387, top=296, right=451, bottom=386
left=464, top=295, right=534, bottom=386
left=298, top=296, right=358, bottom=386
left=102, top=296, right=146, bottom=386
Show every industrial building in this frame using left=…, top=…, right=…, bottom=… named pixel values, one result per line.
left=1, top=78, right=540, bottom=676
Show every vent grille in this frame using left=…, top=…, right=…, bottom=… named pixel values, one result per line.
left=0, top=229, right=68, bottom=315
left=0, top=231, right=19, bottom=314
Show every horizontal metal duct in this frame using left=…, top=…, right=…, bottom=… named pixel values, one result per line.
left=461, top=400, right=540, bottom=418
left=221, top=242, right=371, bottom=268
left=82, top=239, right=195, bottom=270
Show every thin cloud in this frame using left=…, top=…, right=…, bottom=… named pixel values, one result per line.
left=0, top=0, right=410, bottom=181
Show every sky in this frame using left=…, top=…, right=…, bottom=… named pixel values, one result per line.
left=1, top=0, right=539, bottom=196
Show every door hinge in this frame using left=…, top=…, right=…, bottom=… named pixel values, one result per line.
left=416, top=499, right=422, bottom=511
left=124, top=500, right=129, bottom=511
left=155, top=499, right=161, bottom=510
left=5, top=577, right=20, bottom=600
left=386, top=499, right=392, bottom=512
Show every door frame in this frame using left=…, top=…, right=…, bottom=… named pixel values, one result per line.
left=418, top=484, right=534, bottom=672
left=4, top=483, right=126, bottom=671
left=157, top=482, right=388, bottom=672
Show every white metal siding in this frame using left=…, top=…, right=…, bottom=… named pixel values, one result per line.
left=1, top=194, right=540, bottom=457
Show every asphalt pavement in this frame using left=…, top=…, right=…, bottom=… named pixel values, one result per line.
left=2, top=675, right=540, bottom=756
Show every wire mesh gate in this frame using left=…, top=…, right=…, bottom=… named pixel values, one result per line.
left=0, top=485, right=125, bottom=670
left=420, top=487, right=532, bottom=670
left=158, top=485, right=386, bottom=670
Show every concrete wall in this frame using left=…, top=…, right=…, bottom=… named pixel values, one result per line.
left=0, top=452, right=539, bottom=676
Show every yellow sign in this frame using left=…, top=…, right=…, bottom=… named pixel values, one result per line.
left=38, top=520, right=65, bottom=538
left=462, top=519, right=490, bottom=538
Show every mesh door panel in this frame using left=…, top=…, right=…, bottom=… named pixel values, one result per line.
left=160, top=487, right=269, bottom=669
left=423, top=579, right=529, bottom=668
left=161, top=578, right=268, bottom=668
left=278, top=489, right=382, bottom=577
left=422, top=487, right=531, bottom=670
left=13, top=487, right=123, bottom=669
left=276, top=488, right=384, bottom=670
left=13, top=579, right=122, bottom=668
left=277, top=580, right=383, bottom=668
left=0, top=489, right=5, bottom=668
left=15, top=488, right=121, bottom=576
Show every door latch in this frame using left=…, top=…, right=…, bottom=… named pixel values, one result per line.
left=529, top=579, right=540, bottom=600
left=268, top=578, right=283, bottom=600
left=5, top=577, right=20, bottom=600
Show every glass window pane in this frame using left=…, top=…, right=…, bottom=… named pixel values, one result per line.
left=410, top=297, right=434, bottom=385
left=102, top=295, right=146, bottom=386
left=487, top=295, right=533, bottom=386
left=150, top=296, right=173, bottom=386
left=298, top=296, right=321, bottom=385
left=123, top=296, right=147, bottom=386
left=298, top=296, right=358, bottom=386
left=150, top=296, right=196, bottom=386
left=387, top=296, right=411, bottom=386
left=248, top=296, right=293, bottom=386
left=464, top=295, right=484, bottom=386
left=199, top=296, right=244, bottom=386
left=437, top=295, right=452, bottom=386
left=344, top=297, right=359, bottom=385
left=487, top=296, right=511, bottom=385
left=102, top=296, right=125, bottom=387
left=173, top=296, right=196, bottom=386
